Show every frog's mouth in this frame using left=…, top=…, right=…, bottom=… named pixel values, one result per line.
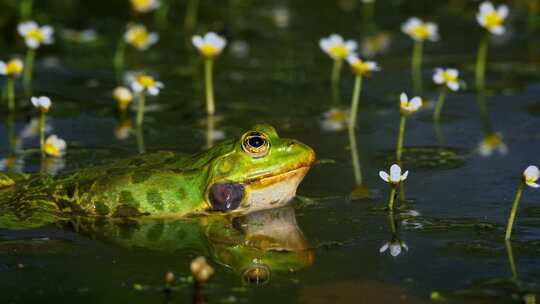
left=208, top=165, right=311, bottom=213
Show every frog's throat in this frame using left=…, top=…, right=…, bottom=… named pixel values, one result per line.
left=238, top=166, right=310, bottom=212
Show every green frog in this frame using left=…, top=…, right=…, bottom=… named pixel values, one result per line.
left=0, top=124, right=316, bottom=229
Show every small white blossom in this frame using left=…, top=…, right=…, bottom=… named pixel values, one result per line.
left=399, top=93, right=422, bottom=115
left=401, top=17, right=439, bottom=42
left=379, top=164, right=409, bottom=185
left=476, top=1, right=509, bottom=35
left=192, top=32, right=227, bottom=58
left=433, top=68, right=461, bottom=91
left=18, top=21, right=54, bottom=49
left=523, top=166, right=540, bottom=188
left=319, top=34, right=357, bottom=61
left=31, top=96, right=52, bottom=112
left=346, top=53, right=380, bottom=76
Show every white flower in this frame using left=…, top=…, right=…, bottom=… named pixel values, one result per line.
left=361, top=33, right=390, bottom=58
left=319, top=34, right=357, bottom=60
left=0, top=156, right=24, bottom=173
left=379, top=164, right=409, bottom=185
left=346, top=53, right=380, bottom=76
left=130, top=0, right=160, bottom=13
left=321, top=108, right=350, bottom=132
left=478, top=133, right=508, bottom=157
left=379, top=239, right=408, bottom=257
left=192, top=32, right=227, bottom=58
left=523, top=166, right=540, bottom=188
left=401, top=17, right=439, bottom=42
left=124, top=24, right=159, bottom=51
left=0, top=59, right=24, bottom=77
left=130, top=74, right=164, bottom=96
left=476, top=1, right=509, bottom=35
left=399, top=92, right=422, bottom=115
left=31, top=96, right=52, bottom=112
left=113, top=87, right=134, bottom=110
left=44, top=135, right=66, bottom=158
left=18, top=21, right=54, bottom=49
left=433, top=68, right=461, bottom=91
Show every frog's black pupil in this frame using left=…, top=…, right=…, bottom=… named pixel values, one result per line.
left=248, top=136, right=265, bottom=148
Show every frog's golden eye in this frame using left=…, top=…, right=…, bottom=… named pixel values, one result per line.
left=242, top=131, right=270, bottom=158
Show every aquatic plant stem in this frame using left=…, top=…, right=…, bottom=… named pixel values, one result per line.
left=504, top=240, right=518, bottom=280
left=184, top=0, right=199, bottom=31
left=388, top=209, right=397, bottom=234
left=204, top=59, right=215, bottom=116
left=20, top=0, right=33, bottom=21
left=349, top=75, right=363, bottom=131
left=475, top=33, right=490, bottom=91
left=136, top=93, right=146, bottom=127
left=23, top=49, right=35, bottom=96
left=331, top=59, right=343, bottom=103
left=114, top=38, right=126, bottom=81
left=433, top=88, right=448, bottom=123
left=396, top=115, right=407, bottom=162
left=155, top=0, right=171, bottom=28
left=206, top=114, right=216, bottom=149
left=388, top=187, right=397, bottom=211
left=6, top=77, right=15, bottom=113
left=39, top=111, right=46, bottom=160
left=412, top=41, right=423, bottom=95
left=348, top=127, right=362, bottom=186
left=136, top=126, right=146, bottom=154
left=505, top=182, right=525, bottom=240
left=7, top=112, right=16, bottom=155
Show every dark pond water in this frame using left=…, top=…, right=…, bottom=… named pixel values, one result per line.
left=1, top=0, right=540, bottom=303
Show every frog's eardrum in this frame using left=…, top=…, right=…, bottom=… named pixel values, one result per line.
left=209, top=183, right=244, bottom=211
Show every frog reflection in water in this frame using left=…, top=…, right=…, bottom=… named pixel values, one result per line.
left=0, top=124, right=316, bottom=228
left=65, top=206, right=314, bottom=283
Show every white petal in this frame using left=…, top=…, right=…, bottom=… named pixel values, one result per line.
left=410, top=97, right=423, bottom=110
left=345, top=40, right=358, bottom=52
left=491, top=25, right=505, bottom=35
left=148, top=86, right=159, bottom=96
left=529, top=183, right=540, bottom=188
left=479, top=2, right=495, bottom=14
left=401, top=170, right=409, bottom=181
left=433, top=71, right=444, bottom=84
left=346, top=53, right=358, bottom=64
left=497, top=5, right=509, bottom=19
left=446, top=68, right=459, bottom=78
left=31, top=97, right=39, bottom=107
left=390, top=164, right=402, bottom=183
left=192, top=36, right=203, bottom=49
left=319, top=38, right=330, bottom=52
left=131, top=82, right=143, bottom=93
left=379, top=171, right=390, bottom=182
left=390, top=244, right=402, bottom=256
left=18, top=21, right=37, bottom=36
left=400, top=92, right=408, bottom=103
left=148, top=33, right=159, bottom=45
left=524, top=166, right=540, bottom=180
left=329, top=34, right=344, bottom=45
left=26, top=38, right=40, bottom=49
left=448, top=81, right=460, bottom=91
left=0, top=62, right=6, bottom=75
left=379, top=243, right=389, bottom=253
left=366, top=61, right=380, bottom=71
left=41, top=25, right=54, bottom=38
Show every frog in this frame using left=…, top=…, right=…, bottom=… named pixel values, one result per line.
left=0, top=124, right=316, bottom=229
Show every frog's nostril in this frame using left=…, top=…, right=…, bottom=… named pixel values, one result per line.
left=288, top=141, right=296, bottom=147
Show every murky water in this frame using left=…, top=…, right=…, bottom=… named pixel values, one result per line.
left=1, top=0, right=540, bottom=303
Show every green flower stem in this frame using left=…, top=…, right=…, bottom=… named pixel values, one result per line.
left=136, top=125, right=146, bottom=154
left=6, top=77, right=15, bottom=112
left=396, top=115, right=407, bottom=162
left=412, top=40, right=423, bottom=95
left=388, top=186, right=397, bottom=211
left=204, top=59, right=215, bottom=116
left=23, top=48, right=35, bottom=95
left=433, top=88, right=448, bottom=123
left=136, top=92, right=146, bottom=127
left=39, top=111, right=46, bottom=159
left=20, top=0, right=33, bottom=21
left=388, top=209, right=397, bottom=234
left=114, top=38, right=126, bottom=81
left=155, top=0, right=171, bottom=28
left=349, top=75, right=363, bottom=131
left=184, top=0, right=199, bottom=31
left=504, top=240, right=518, bottom=280
left=206, top=114, right=216, bottom=149
left=477, top=89, right=493, bottom=134
left=348, top=127, right=362, bottom=186
left=331, top=59, right=343, bottom=103
left=475, top=32, right=490, bottom=91
left=505, top=182, right=525, bottom=240
left=7, top=112, right=16, bottom=155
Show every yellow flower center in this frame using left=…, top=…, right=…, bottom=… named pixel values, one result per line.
left=137, top=75, right=156, bottom=88
left=442, top=71, right=458, bottom=83
left=410, top=25, right=430, bottom=40
left=328, top=110, right=347, bottom=123
left=6, top=61, right=23, bottom=76
left=484, top=12, right=503, bottom=29
left=484, top=134, right=502, bottom=148
left=45, top=143, right=61, bottom=157
left=27, top=29, right=45, bottom=42
left=128, top=28, right=150, bottom=48
left=132, top=0, right=153, bottom=11
left=525, top=175, right=538, bottom=185
left=328, top=45, right=349, bottom=59
left=351, top=60, right=371, bottom=76
left=200, top=44, right=220, bottom=58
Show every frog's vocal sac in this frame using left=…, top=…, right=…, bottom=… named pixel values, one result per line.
left=0, top=124, right=316, bottom=227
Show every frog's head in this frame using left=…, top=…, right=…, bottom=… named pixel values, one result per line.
left=204, top=124, right=315, bottom=213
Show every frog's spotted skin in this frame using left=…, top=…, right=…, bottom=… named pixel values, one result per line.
left=0, top=124, right=316, bottom=228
